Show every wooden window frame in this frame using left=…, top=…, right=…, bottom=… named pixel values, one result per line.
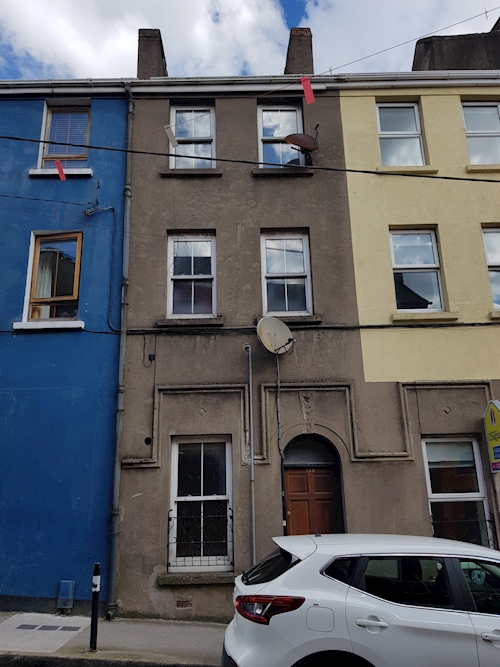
left=42, top=107, right=91, bottom=168
left=258, top=106, right=304, bottom=167
left=29, top=232, right=83, bottom=321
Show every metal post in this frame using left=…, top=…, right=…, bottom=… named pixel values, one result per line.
left=90, top=562, right=100, bottom=651
left=244, top=345, right=257, bottom=566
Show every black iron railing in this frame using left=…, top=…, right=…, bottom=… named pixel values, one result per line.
left=168, top=508, right=233, bottom=567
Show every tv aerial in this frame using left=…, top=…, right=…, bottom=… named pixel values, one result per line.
left=257, top=317, right=295, bottom=355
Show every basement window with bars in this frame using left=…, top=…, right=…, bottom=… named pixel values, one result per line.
left=168, top=438, right=233, bottom=572
left=42, top=108, right=90, bottom=168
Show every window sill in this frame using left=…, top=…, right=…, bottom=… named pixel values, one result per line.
left=376, top=166, right=438, bottom=174
left=28, top=168, right=93, bottom=177
left=156, top=317, right=225, bottom=328
left=466, top=164, right=500, bottom=173
left=391, top=311, right=459, bottom=323
left=252, top=167, right=314, bottom=177
left=489, top=310, right=500, bottom=320
left=259, top=315, right=322, bottom=325
left=158, top=572, right=236, bottom=587
left=13, top=320, right=85, bottom=330
left=160, top=169, right=222, bottom=178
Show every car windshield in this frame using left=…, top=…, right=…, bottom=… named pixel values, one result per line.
left=242, top=547, right=299, bottom=585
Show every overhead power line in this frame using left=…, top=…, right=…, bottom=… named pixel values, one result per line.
left=1, top=134, right=500, bottom=185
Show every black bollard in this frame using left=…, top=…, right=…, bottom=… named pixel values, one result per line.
left=90, top=562, right=100, bottom=651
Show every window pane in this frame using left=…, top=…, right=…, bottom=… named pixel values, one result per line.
left=392, top=233, right=435, bottom=266
left=279, top=110, right=298, bottom=136
left=178, top=444, right=201, bottom=496
left=54, top=304, right=77, bottom=319
left=262, top=110, right=297, bottom=138
left=203, top=443, right=226, bottom=495
left=463, top=106, right=500, bottom=132
left=489, top=271, right=500, bottom=309
left=363, top=556, right=452, bottom=608
left=394, top=272, right=441, bottom=309
left=175, top=143, right=212, bottom=169
left=266, top=239, right=285, bottom=274
left=380, top=137, right=424, bottom=166
left=175, top=111, right=195, bottom=138
left=285, top=239, right=304, bottom=273
left=203, top=499, right=228, bottom=556
left=47, top=111, right=88, bottom=156
left=379, top=106, right=418, bottom=133
left=173, top=281, right=192, bottom=314
left=431, top=501, right=489, bottom=546
left=176, top=501, right=201, bottom=557
left=484, top=232, right=500, bottom=263
left=193, top=111, right=211, bottom=137
left=467, top=136, right=500, bottom=165
left=267, top=279, right=286, bottom=311
left=262, top=142, right=298, bottom=167
left=193, top=241, right=211, bottom=275
left=324, top=558, right=359, bottom=584
left=193, top=280, right=212, bottom=314
left=459, top=559, right=500, bottom=615
left=426, top=442, right=479, bottom=494
left=44, top=158, right=88, bottom=168
left=173, top=241, right=192, bottom=275
left=287, top=278, right=306, bottom=311
left=35, top=239, right=77, bottom=298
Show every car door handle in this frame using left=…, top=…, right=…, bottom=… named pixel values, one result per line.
left=481, top=632, right=500, bottom=642
left=356, top=618, right=389, bottom=629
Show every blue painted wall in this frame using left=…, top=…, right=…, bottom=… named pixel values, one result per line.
left=0, top=95, right=127, bottom=603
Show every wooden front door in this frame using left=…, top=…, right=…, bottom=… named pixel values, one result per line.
left=284, top=467, right=344, bottom=535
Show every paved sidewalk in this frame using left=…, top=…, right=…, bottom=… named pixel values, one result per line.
left=0, top=612, right=226, bottom=666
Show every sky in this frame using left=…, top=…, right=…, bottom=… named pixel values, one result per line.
left=0, top=0, right=499, bottom=80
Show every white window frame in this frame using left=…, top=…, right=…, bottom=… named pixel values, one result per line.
left=463, top=102, right=500, bottom=165
left=377, top=103, right=425, bottom=166
left=422, top=438, right=493, bottom=547
left=168, top=107, right=215, bottom=169
left=390, top=229, right=443, bottom=311
left=482, top=228, right=500, bottom=310
left=258, top=106, right=304, bottom=167
left=261, top=232, right=312, bottom=315
left=13, top=231, right=85, bottom=331
left=167, top=234, right=216, bottom=319
left=169, top=437, right=233, bottom=572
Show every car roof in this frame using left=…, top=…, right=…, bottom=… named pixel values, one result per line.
left=272, top=533, right=500, bottom=561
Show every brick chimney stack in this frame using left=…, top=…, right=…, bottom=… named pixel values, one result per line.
left=137, top=29, right=167, bottom=79
left=284, top=27, right=314, bottom=75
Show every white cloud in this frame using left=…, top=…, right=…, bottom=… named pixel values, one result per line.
left=0, top=0, right=499, bottom=79
left=0, top=0, right=289, bottom=78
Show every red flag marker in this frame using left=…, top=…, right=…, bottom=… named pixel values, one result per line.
left=55, top=160, right=66, bottom=181
left=301, top=76, right=315, bottom=105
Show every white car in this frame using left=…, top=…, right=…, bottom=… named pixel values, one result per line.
left=222, top=534, right=500, bottom=667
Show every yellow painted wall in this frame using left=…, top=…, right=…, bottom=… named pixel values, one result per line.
left=340, top=87, right=500, bottom=383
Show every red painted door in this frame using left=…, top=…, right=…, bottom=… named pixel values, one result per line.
left=284, top=467, right=343, bottom=535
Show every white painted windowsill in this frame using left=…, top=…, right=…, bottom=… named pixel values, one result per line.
left=13, top=320, right=85, bottom=330
left=28, top=168, right=93, bottom=177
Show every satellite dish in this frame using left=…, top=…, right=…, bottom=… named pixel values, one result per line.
left=284, top=133, right=319, bottom=152
left=257, top=317, right=294, bottom=355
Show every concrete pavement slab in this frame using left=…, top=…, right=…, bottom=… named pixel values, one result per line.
left=0, top=613, right=226, bottom=666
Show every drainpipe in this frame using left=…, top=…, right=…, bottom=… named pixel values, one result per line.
left=244, top=346, right=257, bottom=566
left=106, top=82, right=133, bottom=620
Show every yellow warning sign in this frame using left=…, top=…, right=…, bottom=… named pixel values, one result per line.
left=484, top=400, right=500, bottom=473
